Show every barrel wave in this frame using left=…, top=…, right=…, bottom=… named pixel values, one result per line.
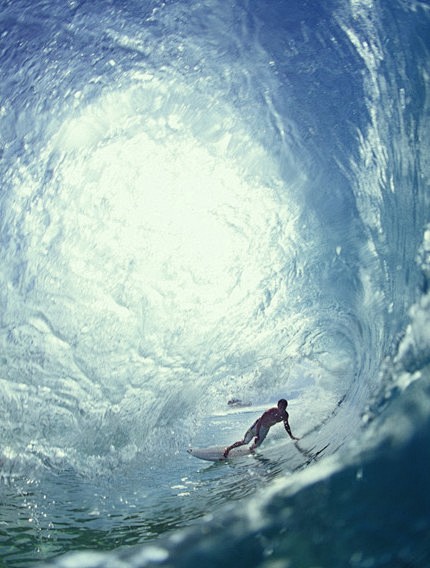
left=0, top=1, right=429, bottom=567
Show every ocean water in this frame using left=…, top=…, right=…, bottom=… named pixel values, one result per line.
left=0, top=0, right=429, bottom=566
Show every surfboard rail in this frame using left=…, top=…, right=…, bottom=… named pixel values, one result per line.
left=187, top=445, right=253, bottom=462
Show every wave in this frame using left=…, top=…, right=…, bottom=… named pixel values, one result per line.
left=0, top=0, right=429, bottom=566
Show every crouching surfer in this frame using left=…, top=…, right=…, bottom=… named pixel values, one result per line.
left=223, top=398, right=299, bottom=458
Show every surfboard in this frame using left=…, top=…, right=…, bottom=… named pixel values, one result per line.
left=187, top=445, right=253, bottom=462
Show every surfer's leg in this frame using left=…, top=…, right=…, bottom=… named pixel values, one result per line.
left=250, top=425, right=270, bottom=451
left=224, top=423, right=256, bottom=457
left=224, top=439, right=246, bottom=457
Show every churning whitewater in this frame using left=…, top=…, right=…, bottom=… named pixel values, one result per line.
left=0, top=0, right=429, bottom=567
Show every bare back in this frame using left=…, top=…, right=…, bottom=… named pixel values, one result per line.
left=258, top=407, right=288, bottom=429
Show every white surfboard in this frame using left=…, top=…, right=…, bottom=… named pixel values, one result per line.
left=187, top=445, right=253, bottom=462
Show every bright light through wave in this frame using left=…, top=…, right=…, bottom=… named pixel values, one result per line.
left=29, top=80, right=299, bottom=367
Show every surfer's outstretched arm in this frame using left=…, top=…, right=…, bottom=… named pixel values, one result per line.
left=284, top=419, right=300, bottom=441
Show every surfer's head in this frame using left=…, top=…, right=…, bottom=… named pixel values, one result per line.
left=277, top=399, right=288, bottom=410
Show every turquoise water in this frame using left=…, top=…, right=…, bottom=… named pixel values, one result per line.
left=0, top=0, right=429, bottom=566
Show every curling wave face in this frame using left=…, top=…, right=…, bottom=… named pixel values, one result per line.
left=0, top=0, right=429, bottom=566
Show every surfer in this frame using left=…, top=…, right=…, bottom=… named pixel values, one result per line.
left=223, top=399, right=299, bottom=458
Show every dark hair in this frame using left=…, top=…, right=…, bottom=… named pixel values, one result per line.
left=278, top=399, right=288, bottom=407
